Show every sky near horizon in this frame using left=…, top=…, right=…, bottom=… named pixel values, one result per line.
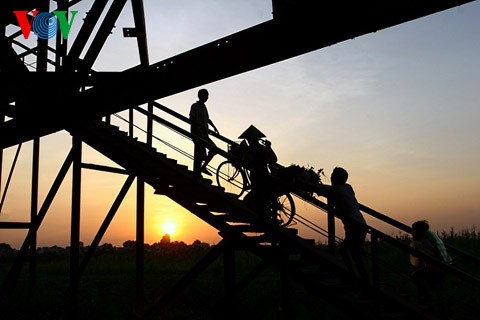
left=1, top=1, right=479, bottom=249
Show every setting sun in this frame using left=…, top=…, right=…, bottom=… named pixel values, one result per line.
left=162, top=222, right=177, bottom=236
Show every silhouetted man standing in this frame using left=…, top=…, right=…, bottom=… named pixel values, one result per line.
left=189, top=88, right=219, bottom=176
left=315, top=167, right=370, bottom=286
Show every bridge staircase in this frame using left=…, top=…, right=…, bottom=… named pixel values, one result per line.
left=0, top=102, right=478, bottom=319
left=1, top=1, right=479, bottom=318
left=64, top=107, right=479, bottom=320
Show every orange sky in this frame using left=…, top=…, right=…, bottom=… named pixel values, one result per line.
left=1, top=1, right=480, bottom=249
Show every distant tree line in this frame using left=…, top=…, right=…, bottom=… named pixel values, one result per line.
left=0, top=234, right=211, bottom=258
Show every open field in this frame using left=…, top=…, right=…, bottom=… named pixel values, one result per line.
left=0, top=229, right=478, bottom=320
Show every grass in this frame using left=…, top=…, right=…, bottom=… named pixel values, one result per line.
left=0, top=230, right=478, bottom=320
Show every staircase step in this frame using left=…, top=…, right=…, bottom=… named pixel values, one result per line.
left=247, top=233, right=275, bottom=243
left=153, top=178, right=213, bottom=195
left=71, top=119, right=448, bottom=320
left=212, top=212, right=255, bottom=223
left=204, top=197, right=250, bottom=214
left=176, top=163, right=189, bottom=171
left=229, top=223, right=268, bottom=233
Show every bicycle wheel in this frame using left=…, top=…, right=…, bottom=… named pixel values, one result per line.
left=216, top=160, right=247, bottom=197
left=273, top=193, right=296, bottom=227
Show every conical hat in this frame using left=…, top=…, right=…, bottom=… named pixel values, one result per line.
left=238, top=125, right=266, bottom=139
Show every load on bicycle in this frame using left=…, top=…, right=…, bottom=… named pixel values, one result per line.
left=216, top=125, right=324, bottom=227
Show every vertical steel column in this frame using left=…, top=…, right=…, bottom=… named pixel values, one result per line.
left=146, top=103, right=153, bottom=146
left=130, top=0, right=150, bottom=302
left=29, top=139, right=39, bottom=288
left=28, top=0, right=49, bottom=289
left=36, top=0, right=49, bottom=72
left=70, top=136, right=82, bottom=292
left=327, top=199, right=336, bottom=254
left=136, top=178, right=145, bottom=301
left=130, top=0, right=149, bottom=66
left=129, top=108, right=134, bottom=137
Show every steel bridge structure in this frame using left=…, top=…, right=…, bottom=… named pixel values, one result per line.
left=1, top=1, right=479, bottom=319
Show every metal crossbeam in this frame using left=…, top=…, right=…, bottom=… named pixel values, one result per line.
left=0, top=1, right=473, bottom=149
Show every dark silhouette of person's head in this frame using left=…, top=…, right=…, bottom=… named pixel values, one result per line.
left=238, top=125, right=265, bottom=146
left=412, top=220, right=430, bottom=241
left=238, top=125, right=266, bottom=146
left=331, top=167, right=348, bottom=186
left=198, top=88, right=209, bottom=103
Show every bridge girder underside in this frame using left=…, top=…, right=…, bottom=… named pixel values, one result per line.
left=0, top=1, right=478, bottom=319
left=0, top=0, right=474, bottom=148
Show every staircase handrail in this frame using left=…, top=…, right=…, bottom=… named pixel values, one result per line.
left=359, top=203, right=480, bottom=265
left=132, top=105, right=232, bottom=162
left=131, top=102, right=480, bottom=267
left=151, top=101, right=236, bottom=146
left=370, top=224, right=480, bottom=288
left=292, top=185, right=480, bottom=289
left=105, top=105, right=480, bottom=317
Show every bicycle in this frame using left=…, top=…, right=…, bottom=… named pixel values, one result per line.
left=216, top=141, right=296, bottom=227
